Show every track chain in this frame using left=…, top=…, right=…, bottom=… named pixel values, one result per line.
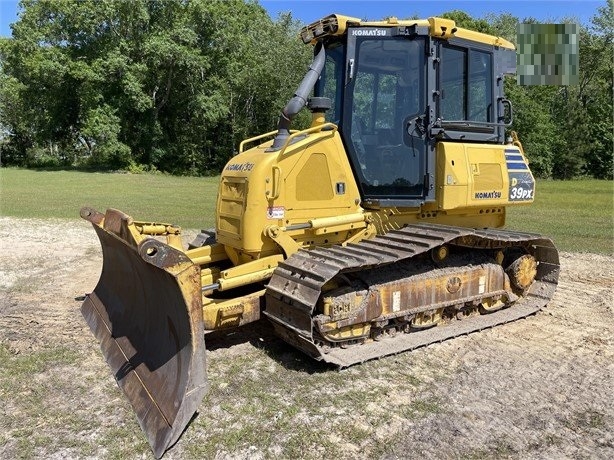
left=264, top=223, right=559, bottom=367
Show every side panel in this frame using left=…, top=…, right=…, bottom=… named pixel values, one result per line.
left=281, top=132, right=361, bottom=221
left=216, top=131, right=363, bottom=257
left=436, top=141, right=535, bottom=211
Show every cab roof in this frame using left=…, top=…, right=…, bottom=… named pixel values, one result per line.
left=300, top=14, right=515, bottom=50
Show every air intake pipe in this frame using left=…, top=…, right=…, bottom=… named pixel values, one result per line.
left=270, top=42, right=326, bottom=150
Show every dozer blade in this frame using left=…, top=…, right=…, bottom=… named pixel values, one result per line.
left=80, top=208, right=207, bottom=458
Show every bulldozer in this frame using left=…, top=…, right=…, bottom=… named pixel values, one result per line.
left=80, top=14, right=560, bottom=458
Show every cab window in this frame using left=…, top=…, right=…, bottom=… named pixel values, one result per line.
left=440, top=45, right=493, bottom=124
left=345, top=36, right=426, bottom=198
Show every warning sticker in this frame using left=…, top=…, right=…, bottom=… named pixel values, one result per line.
left=266, top=206, right=285, bottom=219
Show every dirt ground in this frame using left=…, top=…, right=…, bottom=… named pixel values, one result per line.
left=0, top=216, right=613, bottom=459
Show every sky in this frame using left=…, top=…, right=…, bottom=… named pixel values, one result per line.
left=0, top=0, right=605, bottom=38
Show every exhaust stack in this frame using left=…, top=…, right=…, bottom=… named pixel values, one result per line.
left=271, top=43, right=326, bottom=150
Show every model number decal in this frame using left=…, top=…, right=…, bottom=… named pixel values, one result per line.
left=510, top=186, right=533, bottom=200
left=508, top=172, right=535, bottom=202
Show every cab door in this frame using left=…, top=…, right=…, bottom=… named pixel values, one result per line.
left=342, top=28, right=433, bottom=207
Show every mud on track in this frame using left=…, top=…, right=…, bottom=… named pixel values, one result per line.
left=0, top=216, right=612, bottom=459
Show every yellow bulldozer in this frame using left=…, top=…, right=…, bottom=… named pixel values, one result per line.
left=80, top=14, right=560, bottom=457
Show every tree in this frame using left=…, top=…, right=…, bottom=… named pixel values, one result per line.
left=0, top=0, right=310, bottom=173
left=1, top=4, right=611, bottom=179
left=581, top=0, right=614, bottom=179
left=495, top=3, right=613, bottom=179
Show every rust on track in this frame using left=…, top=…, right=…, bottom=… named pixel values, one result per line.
left=264, top=223, right=559, bottom=367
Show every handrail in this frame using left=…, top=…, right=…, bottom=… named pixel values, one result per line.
left=270, top=166, right=282, bottom=200
left=277, top=123, right=338, bottom=157
left=238, top=130, right=277, bottom=154
left=238, top=130, right=299, bottom=154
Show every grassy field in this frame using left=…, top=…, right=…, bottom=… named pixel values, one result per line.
left=506, top=179, right=613, bottom=254
left=1, top=168, right=612, bottom=254
left=1, top=169, right=613, bottom=458
left=0, top=168, right=219, bottom=229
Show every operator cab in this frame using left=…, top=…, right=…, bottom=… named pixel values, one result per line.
left=312, top=18, right=515, bottom=209
left=316, top=34, right=427, bottom=205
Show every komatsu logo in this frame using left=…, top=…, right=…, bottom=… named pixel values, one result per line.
left=225, top=162, right=254, bottom=172
left=351, top=29, right=387, bottom=37
left=474, top=191, right=502, bottom=199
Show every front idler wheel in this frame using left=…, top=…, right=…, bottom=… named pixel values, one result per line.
left=506, top=254, right=538, bottom=292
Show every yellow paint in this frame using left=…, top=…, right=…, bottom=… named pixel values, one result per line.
left=216, top=126, right=363, bottom=261
left=320, top=323, right=371, bottom=341
left=202, top=290, right=263, bottom=330
left=301, top=14, right=515, bottom=50
left=216, top=255, right=284, bottom=291
left=296, top=153, right=333, bottom=201
left=435, top=141, right=534, bottom=210
left=428, top=17, right=457, bottom=39
left=90, top=17, right=534, bottom=336
left=186, top=243, right=228, bottom=265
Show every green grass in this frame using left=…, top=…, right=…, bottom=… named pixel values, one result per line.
left=1, top=168, right=612, bottom=253
left=506, top=179, right=614, bottom=254
left=182, top=348, right=429, bottom=459
left=0, top=168, right=219, bottom=229
left=0, top=342, right=152, bottom=459
left=0, top=344, right=91, bottom=458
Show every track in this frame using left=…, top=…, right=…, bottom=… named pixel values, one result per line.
left=264, top=223, right=560, bottom=367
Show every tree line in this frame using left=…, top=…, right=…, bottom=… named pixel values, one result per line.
left=0, top=0, right=612, bottom=179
